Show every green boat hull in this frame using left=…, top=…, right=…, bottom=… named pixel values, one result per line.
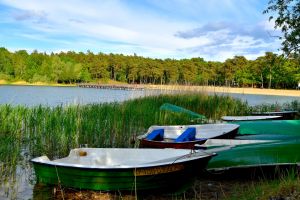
left=33, top=157, right=211, bottom=192
left=209, top=119, right=300, bottom=169
left=207, top=137, right=300, bottom=170
left=234, top=120, right=300, bottom=137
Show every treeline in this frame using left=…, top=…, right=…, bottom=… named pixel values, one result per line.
left=0, top=47, right=299, bottom=89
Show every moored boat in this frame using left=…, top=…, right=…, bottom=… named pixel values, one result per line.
left=233, top=120, right=300, bottom=136
left=221, top=115, right=282, bottom=121
left=31, top=148, right=214, bottom=192
left=204, top=120, right=300, bottom=170
left=138, top=124, right=239, bottom=149
left=205, top=136, right=300, bottom=170
left=252, top=110, right=298, bottom=120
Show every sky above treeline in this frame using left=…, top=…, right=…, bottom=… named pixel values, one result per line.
left=0, top=0, right=282, bottom=61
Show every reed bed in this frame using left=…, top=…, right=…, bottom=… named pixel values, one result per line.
left=0, top=94, right=251, bottom=157
left=251, top=100, right=300, bottom=114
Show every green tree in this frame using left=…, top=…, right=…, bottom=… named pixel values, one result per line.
left=274, top=57, right=298, bottom=88
left=13, top=50, right=28, bottom=80
left=264, top=0, right=300, bottom=56
left=163, top=59, right=179, bottom=84
left=50, top=55, right=64, bottom=82
left=0, top=47, right=13, bottom=80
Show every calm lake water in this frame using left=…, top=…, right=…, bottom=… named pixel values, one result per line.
left=0, top=85, right=299, bottom=106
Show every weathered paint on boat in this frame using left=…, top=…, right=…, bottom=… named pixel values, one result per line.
left=139, top=124, right=239, bottom=149
left=207, top=136, right=300, bottom=170
left=31, top=148, right=213, bottom=192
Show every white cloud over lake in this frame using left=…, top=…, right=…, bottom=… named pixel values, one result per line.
left=0, top=0, right=281, bottom=61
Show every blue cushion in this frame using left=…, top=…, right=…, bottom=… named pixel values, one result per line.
left=146, top=129, right=164, bottom=141
left=175, top=127, right=196, bottom=142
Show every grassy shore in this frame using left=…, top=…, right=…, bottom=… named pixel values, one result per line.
left=0, top=79, right=76, bottom=87
left=0, top=79, right=125, bottom=87
left=52, top=172, right=300, bottom=200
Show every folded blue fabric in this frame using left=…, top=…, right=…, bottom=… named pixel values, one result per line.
left=146, top=129, right=164, bottom=141
left=175, top=127, right=196, bottom=142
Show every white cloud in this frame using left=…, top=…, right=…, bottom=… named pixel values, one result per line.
left=0, top=0, right=281, bottom=61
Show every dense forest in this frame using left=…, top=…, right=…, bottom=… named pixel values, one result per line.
left=0, top=47, right=299, bottom=89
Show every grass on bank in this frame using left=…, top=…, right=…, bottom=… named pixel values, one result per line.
left=0, top=79, right=76, bottom=87
left=48, top=169, right=300, bottom=200
left=224, top=170, right=300, bottom=200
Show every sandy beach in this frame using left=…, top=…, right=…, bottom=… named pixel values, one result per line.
left=1, top=80, right=300, bottom=97
left=146, top=85, right=300, bottom=97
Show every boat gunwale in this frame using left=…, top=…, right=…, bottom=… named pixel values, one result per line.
left=221, top=115, right=283, bottom=121
left=31, top=149, right=214, bottom=169
left=252, top=111, right=298, bottom=115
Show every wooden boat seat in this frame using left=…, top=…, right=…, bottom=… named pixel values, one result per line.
left=175, top=127, right=196, bottom=142
left=146, top=129, right=164, bottom=141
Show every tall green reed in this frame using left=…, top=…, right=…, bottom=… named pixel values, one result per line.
left=0, top=93, right=251, bottom=160
left=251, top=100, right=300, bottom=114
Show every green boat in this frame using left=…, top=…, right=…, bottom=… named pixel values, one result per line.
left=31, top=148, right=214, bottom=192
left=207, top=120, right=300, bottom=170
left=234, top=120, right=300, bottom=137
left=200, top=137, right=300, bottom=170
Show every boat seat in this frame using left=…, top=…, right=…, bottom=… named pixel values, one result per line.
left=175, top=127, right=196, bottom=142
left=146, top=129, right=164, bottom=141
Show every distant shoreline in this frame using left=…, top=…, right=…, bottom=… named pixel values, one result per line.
left=145, top=85, right=300, bottom=97
left=1, top=80, right=300, bottom=97
left=0, top=80, right=76, bottom=87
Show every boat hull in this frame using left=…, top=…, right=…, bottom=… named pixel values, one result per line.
left=211, top=125, right=238, bottom=139
left=32, top=149, right=213, bottom=192
left=234, top=120, right=300, bottom=137
left=207, top=120, right=300, bottom=170
left=139, top=139, right=207, bottom=149
left=207, top=136, right=300, bottom=170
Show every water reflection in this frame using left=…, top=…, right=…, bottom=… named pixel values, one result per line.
left=0, top=85, right=164, bottom=107
left=0, top=146, right=33, bottom=200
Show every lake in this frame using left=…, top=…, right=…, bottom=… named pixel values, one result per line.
left=0, top=85, right=299, bottom=106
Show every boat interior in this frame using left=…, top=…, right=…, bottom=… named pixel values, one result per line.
left=32, top=148, right=210, bottom=168
left=141, top=124, right=239, bottom=140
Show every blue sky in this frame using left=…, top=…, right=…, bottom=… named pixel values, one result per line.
left=0, top=0, right=281, bottom=61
